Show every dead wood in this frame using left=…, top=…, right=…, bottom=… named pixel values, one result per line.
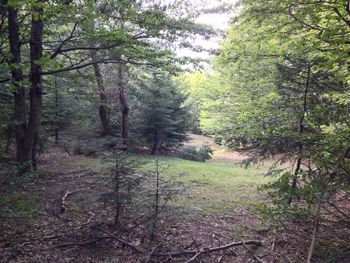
left=60, top=190, right=71, bottom=213
left=154, top=240, right=261, bottom=258
left=95, top=227, right=145, bottom=254
left=184, top=248, right=205, bottom=263
left=144, top=242, right=163, bottom=263
left=60, top=189, right=84, bottom=213
left=254, top=255, right=264, bottom=263
left=51, top=239, right=100, bottom=249
left=217, top=252, right=228, bottom=263
left=63, top=144, right=72, bottom=156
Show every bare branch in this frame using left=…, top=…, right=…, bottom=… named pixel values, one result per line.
left=50, top=21, right=79, bottom=59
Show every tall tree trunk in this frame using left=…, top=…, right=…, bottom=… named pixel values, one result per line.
left=7, top=2, right=27, bottom=171
left=90, top=50, right=114, bottom=135
left=21, top=1, right=44, bottom=173
left=117, top=66, right=129, bottom=146
left=8, top=0, right=44, bottom=174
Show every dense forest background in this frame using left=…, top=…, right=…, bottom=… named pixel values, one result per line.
left=1, top=0, right=350, bottom=262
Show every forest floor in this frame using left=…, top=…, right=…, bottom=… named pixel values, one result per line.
left=1, top=135, right=350, bottom=262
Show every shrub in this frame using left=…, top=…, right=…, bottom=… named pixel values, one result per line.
left=178, top=145, right=213, bottom=162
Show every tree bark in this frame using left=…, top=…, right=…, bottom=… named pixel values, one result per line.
left=24, top=1, right=44, bottom=172
left=90, top=49, right=114, bottom=136
left=117, top=66, right=129, bottom=146
left=7, top=2, right=27, bottom=171
left=7, top=0, right=44, bottom=174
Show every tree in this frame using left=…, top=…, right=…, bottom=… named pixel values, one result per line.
left=183, top=0, right=350, bottom=214
left=132, top=73, right=190, bottom=154
left=0, top=0, right=216, bottom=173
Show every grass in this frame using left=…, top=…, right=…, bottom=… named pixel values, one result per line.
left=33, top=148, right=274, bottom=217
left=133, top=154, right=273, bottom=214
left=35, top=133, right=274, bottom=217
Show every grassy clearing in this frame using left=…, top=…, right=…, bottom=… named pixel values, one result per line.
left=34, top=145, right=274, bottom=217
left=134, top=154, right=272, bottom=214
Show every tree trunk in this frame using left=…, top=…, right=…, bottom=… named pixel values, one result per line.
left=7, top=2, right=27, bottom=172
left=23, top=1, right=44, bottom=172
left=90, top=50, right=114, bottom=136
left=150, top=130, right=158, bottom=155
left=54, top=76, right=59, bottom=144
left=117, top=66, right=129, bottom=146
left=5, top=125, right=11, bottom=153
left=287, top=63, right=311, bottom=205
left=7, top=0, right=44, bottom=174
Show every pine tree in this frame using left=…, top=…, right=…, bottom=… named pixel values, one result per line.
left=133, top=74, right=190, bottom=154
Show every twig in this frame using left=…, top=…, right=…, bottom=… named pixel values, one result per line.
left=242, top=240, right=249, bottom=250
left=254, top=255, right=264, bottom=263
left=144, top=242, right=163, bottom=263
left=229, top=248, right=238, bottom=256
left=60, top=190, right=71, bottom=213
left=51, top=239, right=99, bottom=249
left=271, top=228, right=279, bottom=252
left=60, top=188, right=84, bottom=213
left=184, top=248, right=205, bottom=263
left=95, top=227, right=145, bottom=254
left=217, top=252, right=228, bottom=263
left=184, top=239, right=196, bottom=250
left=271, top=237, right=276, bottom=252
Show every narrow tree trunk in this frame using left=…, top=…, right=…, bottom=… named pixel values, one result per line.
left=117, top=66, right=129, bottom=146
left=150, top=156, right=160, bottom=240
left=287, top=63, right=311, bottom=205
left=5, top=125, right=11, bottom=153
left=54, top=76, right=59, bottom=144
left=90, top=50, right=114, bottom=136
left=307, top=200, right=321, bottom=263
left=150, top=130, right=158, bottom=155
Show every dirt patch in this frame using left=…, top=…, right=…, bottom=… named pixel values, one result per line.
left=186, top=134, right=251, bottom=162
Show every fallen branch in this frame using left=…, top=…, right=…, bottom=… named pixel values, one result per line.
left=51, top=239, right=100, bottom=249
left=154, top=240, right=261, bottom=257
left=60, top=188, right=85, bottom=213
left=60, top=190, right=71, bottom=213
left=95, top=227, right=145, bottom=254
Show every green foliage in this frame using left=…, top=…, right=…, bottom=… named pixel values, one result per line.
left=131, top=73, right=190, bottom=153
left=99, top=150, right=146, bottom=224
left=178, top=145, right=213, bottom=162
left=177, top=0, right=350, bottom=218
